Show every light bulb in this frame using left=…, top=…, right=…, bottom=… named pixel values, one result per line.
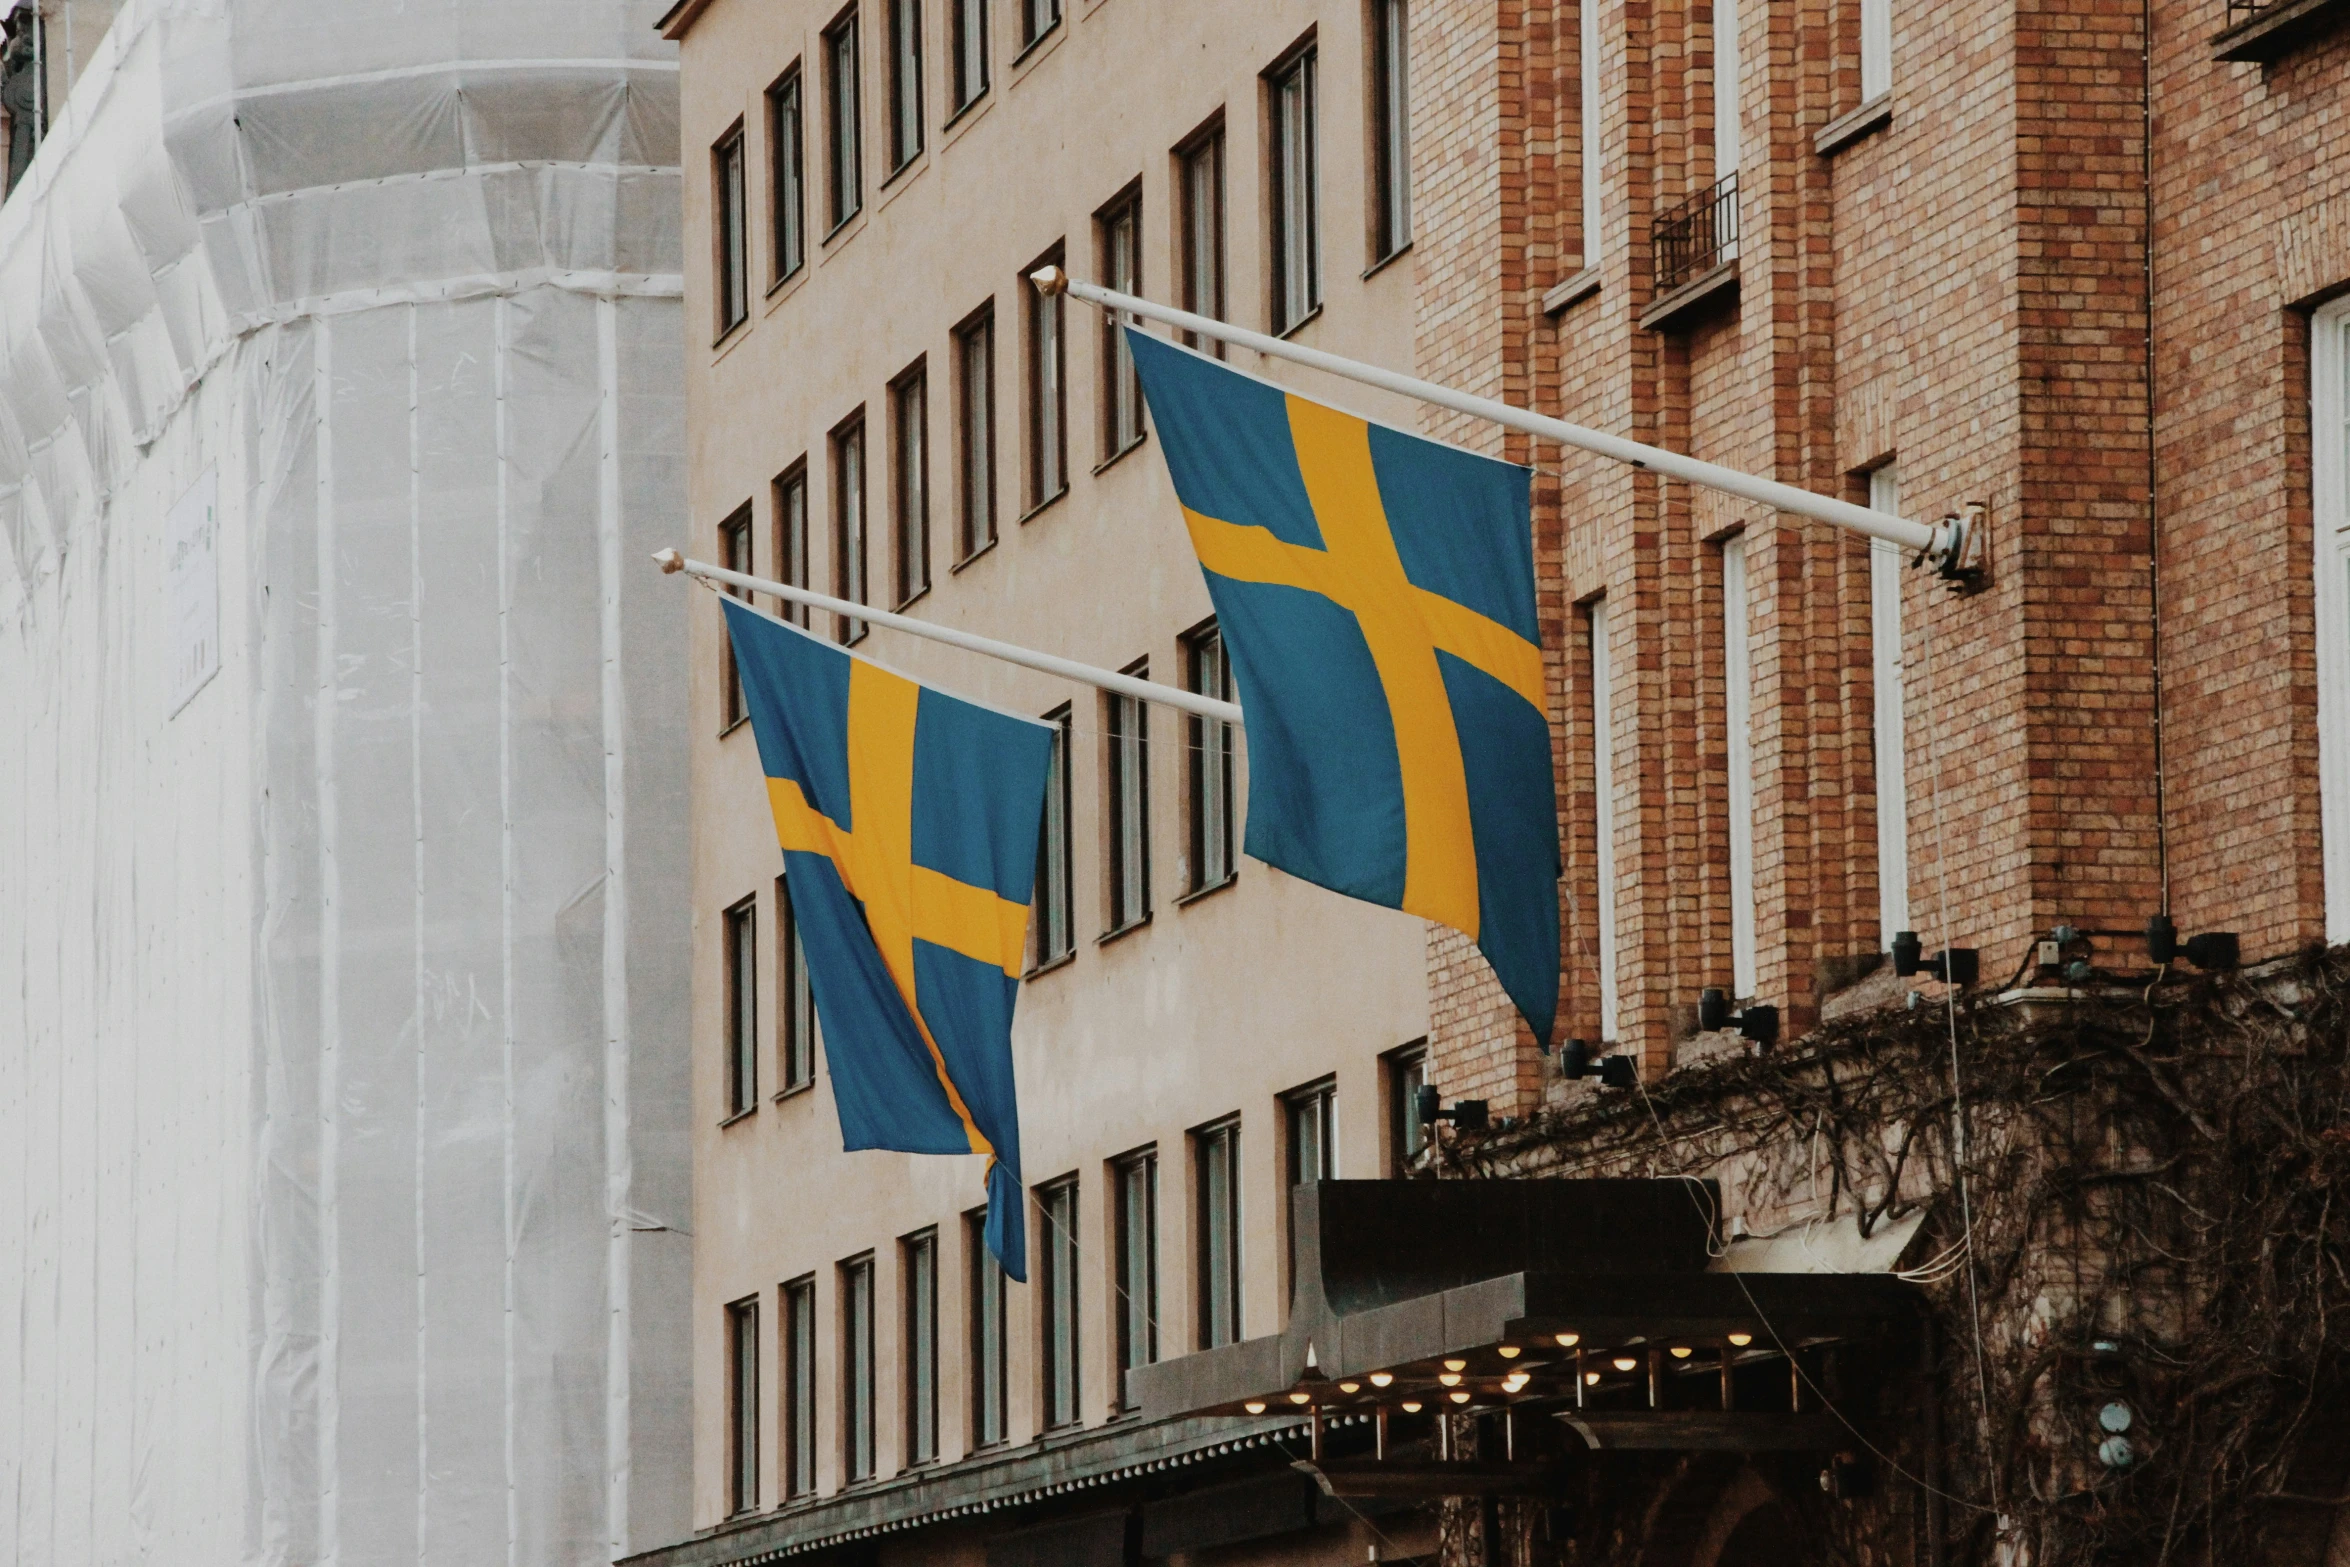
left=1339, top=1381, right=1361, bottom=1394
left=1401, top=1400, right=1423, bottom=1413
left=1443, top=1359, right=1467, bottom=1372
left=1449, top=1390, right=1472, bottom=1404
left=1503, top=1375, right=1529, bottom=1392
left=1369, top=1372, right=1394, bottom=1388
left=1288, top=1391, right=1313, bottom=1405
left=1555, top=1332, right=1581, bottom=1348
left=1584, top=1372, right=1601, bottom=1385
left=1438, top=1373, right=1462, bottom=1387
left=1611, top=1356, right=1638, bottom=1372
left=1244, top=1401, right=1267, bottom=1414
left=1497, top=1345, right=1522, bottom=1359
left=1728, top=1332, right=1753, bottom=1348
left=1670, top=1346, right=1693, bottom=1360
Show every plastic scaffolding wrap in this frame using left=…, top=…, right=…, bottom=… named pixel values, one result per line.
left=0, top=4, right=693, bottom=1563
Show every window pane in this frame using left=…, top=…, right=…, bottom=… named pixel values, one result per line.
left=828, top=16, right=862, bottom=226
left=1024, top=0, right=1060, bottom=46
left=726, top=898, right=757, bottom=1113
left=1179, top=131, right=1226, bottom=352
left=893, top=372, right=929, bottom=604
left=1187, top=628, right=1233, bottom=890
left=1591, top=603, right=1620, bottom=1038
left=954, top=0, right=989, bottom=107
left=1286, top=1085, right=1332, bottom=1188
left=834, top=420, right=867, bottom=642
left=1196, top=1123, right=1240, bottom=1348
left=1371, top=0, right=1411, bottom=258
left=1114, top=1153, right=1157, bottom=1398
left=1029, top=264, right=1064, bottom=502
left=843, top=1258, right=875, bottom=1480
left=969, top=1212, right=1008, bottom=1445
left=1722, top=537, right=1755, bottom=997
left=1034, top=708, right=1073, bottom=964
left=890, top=0, right=923, bottom=169
left=1108, top=683, right=1149, bottom=928
left=772, top=73, right=806, bottom=280
left=1271, top=51, right=1320, bottom=330
left=720, top=509, right=753, bottom=727
left=717, top=131, right=748, bottom=333
left=958, top=313, right=995, bottom=556
left=1101, top=199, right=1142, bottom=455
left=774, top=468, right=810, bottom=629
left=778, top=875, right=816, bottom=1089
left=905, top=1233, right=938, bottom=1463
left=1388, top=1049, right=1428, bottom=1168
left=786, top=1278, right=817, bottom=1496
left=729, top=1299, right=760, bottom=1512
left=1039, top=1180, right=1080, bottom=1427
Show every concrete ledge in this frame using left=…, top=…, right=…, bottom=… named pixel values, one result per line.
left=1814, top=94, right=1892, bottom=157
left=1542, top=265, right=1601, bottom=315
left=1640, top=260, right=1739, bottom=333
left=2213, top=0, right=2350, bottom=60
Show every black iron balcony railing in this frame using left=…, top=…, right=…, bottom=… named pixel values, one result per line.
left=1653, top=172, right=1739, bottom=295
left=2225, top=0, right=2273, bottom=18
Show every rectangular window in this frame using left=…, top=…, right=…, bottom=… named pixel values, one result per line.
left=1589, top=601, right=1620, bottom=1039
left=1284, top=1078, right=1336, bottom=1189
left=841, top=1254, right=876, bottom=1481
left=774, top=463, right=811, bottom=629
left=891, top=365, right=930, bottom=606
left=1268, top=44, right=1321, bottom=333
left=776, top=874, right=816, bottom=1092
left=825, top=8, right=863, bottom=230
left=1185, top=623, right=1235, bottom=892
left=770, top=67, right=807, bottom=283
left=724, top=894, right=758, bottom=1115
left=1021, top=0, right=1060, bottom=49
left=1033, top=706, right=1075, bottom=965
left=1369, top=0, right=1411, bottom=261
left=967, top=1210, right=1009, bottom=1446
left=1026, top=247, right=1067, bottom=506
left=888, top=0, right=923, bottom=171
left=955, top=306, right=997, bottom=559
left=784, top=1275, right=818, bottom=1497
left=1107, top=667, right=1150, bottom=931
left=1194, top=1118, right=1241, bottom=1349
left=1385, top=1043, right=1429, bottom=1173
left=1098, top=187, right=1144, bottom=459
left=1112, top=1148, right=1158, bottom=1405
left=903, top=1230, right=939, bottom=1464
left=1868, top=467, right=1909, bottom=949
left=1860, top=0, right=1891, bottom=102
left=1722, top=537, right=1757, bottom=999
left=832, top=414, right=868, bottom=643
left=727, top=1296, right=760, bottom=1514
left=1579, top=0, right=1602, bottom=264
left=1713, top=0, right=1741, bottom=180
left=719, top=504, right=754, bottom=728
left=953, top=0, right=989, bottom=109
left=1177, top=123, right=1227, bottom=352
left=1037, top=1177, right=1080, bottom=1429
left=715, top=125, right=749, bottom=336
left=2313, top=298, right=2350, bottom=938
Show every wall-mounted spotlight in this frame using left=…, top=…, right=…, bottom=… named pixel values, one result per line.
left=1414, top=1085, right=1490, bottom=1131
left=1697, top=989, right=1780, bottom=1047
left=2144, top=914, right=2238, bottom=970
left=1891, top=932, right=1979, bottom=986
left=1557, top=1039, right=1640, bottom=1088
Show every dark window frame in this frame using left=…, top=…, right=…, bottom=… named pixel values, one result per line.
left=724, top=893, right=759, bottom=1116
left=773, top=460, right=811, bottom=629
left=769, top=65, right=808, bottom=285
left=1023, top=243, right=1068, bottom=511
left=1095, top=181, right=1146, bottom=461
left=727, top=1294, right=761, bottom=1515
left=1112, top=1147, right=1158, bottom=1407
left=1384, top=1040, right=1430, bottom=1174
left=784, top=1275, right=819, bottom=1497
left=824, top=5, right=865, bottom=233
left=887, top=0, right=924, bottom=173
left=1032, top=705, right=1076, bottom=969
left=1193, top=1117, right=1242, bottom=1349
left=1019, top=0, right=1062, bottom=53
left=954, top=302, right=998, bottom=561
left=951, top=0, right=991, bottom=110
left=775, top=873, right=817, bottom=1094
left=890, top=360, right=931, bottom=607
left=1105, top=661, right=1151, bottom=934
left=1037, top=1175, right=1082, bottom=1429
left=832, top=411, right=869, bottom=644
left=1367, top=0, right=1412, bottom=263
left=841, top=1252, right=878, bottom=1482
left=1183, top=621, right=1236, bottom=894
left=718, top=503, right=755, bottom=730
left=1266, top=37, right=1322, bottom=333
left=903, top=1228, right=940, bottom=1465
left=967, top=1208, right=1010, bottom=1447
left=1175, top=116, right=1228, bottom=355
left=714, top=121, right=750, bottom=339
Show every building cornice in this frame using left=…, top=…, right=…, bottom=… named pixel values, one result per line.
left=657, top=0, right=720, bottom=40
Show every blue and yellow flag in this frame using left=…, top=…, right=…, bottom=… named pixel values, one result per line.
left=723, top=597, right=1051, bottom=1280
left=1127, top=329, right=1560, bottom=1045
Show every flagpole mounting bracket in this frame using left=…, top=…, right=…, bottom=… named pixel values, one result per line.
left=653, top=547, right=685, bottom=574
left=1924, top=503, right=1990, bottom=593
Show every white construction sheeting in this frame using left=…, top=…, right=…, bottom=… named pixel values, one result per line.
left=0, top=3, right=692, bottom=1564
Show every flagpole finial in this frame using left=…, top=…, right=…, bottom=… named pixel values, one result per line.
left=1029, top=265, right=1068, bottom=297
left=652, top=548, right=684, bottom=574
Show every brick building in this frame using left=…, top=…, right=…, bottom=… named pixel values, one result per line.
left=633, top=0, right=2350, bottom=1563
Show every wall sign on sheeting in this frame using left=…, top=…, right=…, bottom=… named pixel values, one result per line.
left=166, top=468, right=219, bottom=717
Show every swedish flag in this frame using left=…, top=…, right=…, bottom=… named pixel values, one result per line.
left=723, top=597, right=1051, bottom=1280
left=1127, top=329, right=1560, bottom=1045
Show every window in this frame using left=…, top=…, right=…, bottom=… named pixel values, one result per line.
left=1033, top=706, right=1075, bottom=966
left=1284, top=1078, right=1336, bottom=1189
left=1368, top=0, right=1411, bottom=261
left=1037, top=1177, right=1081, bottom=1428
left=727, top=1296, right=760, bottom=1514
left=1385, top=1043, right=1429, bottom=1173
left=1868, top=467, right=1910, bottom=949
left=891, top=364, right=930, bottom=606
left=1268, top=43, right=1321, bottom=333
left=841, top=1254, right=876, bottom=1481
left=1098, top=187, right=1144, bottom=459
left=1021, top=0, right=1060, bottom=50
left=1184, top=623, right=1236, bottom=892
left=719, top=504, right=754, bottom=728
left=825, top=7, right=863, bottom=230
left=1112, top=1148, right=1158, bottom=1405
left=776, top=874, right=816, bottom=1092
left=1589, top=602, right=1620, bottom=1039
left=888, top=0, right=923, bottom=171
left=967, top=1209, right=1009, bottom=1446
left=903, top=1230, right=939, bottom=1464
left=1025, top=247, right=1067, bottom=506
left=1860, top=0, right=1892, bottom=101
left=714, top=124, right=749, bottom=336
left=770, top=67, right=807, bottom=283
left=955, top=306, right=997, bottom=560
left=1713, top=0, right=1741, bottom=183
left=1722, top=537, right=1756, bottom=999
left=774, top=463, right=811, bottom=629
left=1194, top=1118, right=1241, bottom=1348
left=1107, top=667, right=1150, bottom=931
left=1579, top=0, right=1602, bottom=264
left=1177, top=122, right=1226, bottom=352
left=832, top=414, right=868, bottom=643
left=2314, top=298, right=2350, bottom=938
left=952, top=0, right=989, bottom=109
left=724, top=894, right=758, bottom=1115
left=784, top=1276, right=817, bottom=1497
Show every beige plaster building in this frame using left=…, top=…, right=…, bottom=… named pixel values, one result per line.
left=641, top=0, right=1446, bottom=1561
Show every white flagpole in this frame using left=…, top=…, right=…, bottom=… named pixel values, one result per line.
left=653, top=550, right=1246, bottom=728
left=1033, top=267, right=1971, bottom=571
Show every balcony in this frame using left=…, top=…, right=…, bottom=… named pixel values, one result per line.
left=1641, top=173, right=1740, bottom=333
left=2214, top=0, right=2350, bottom=60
